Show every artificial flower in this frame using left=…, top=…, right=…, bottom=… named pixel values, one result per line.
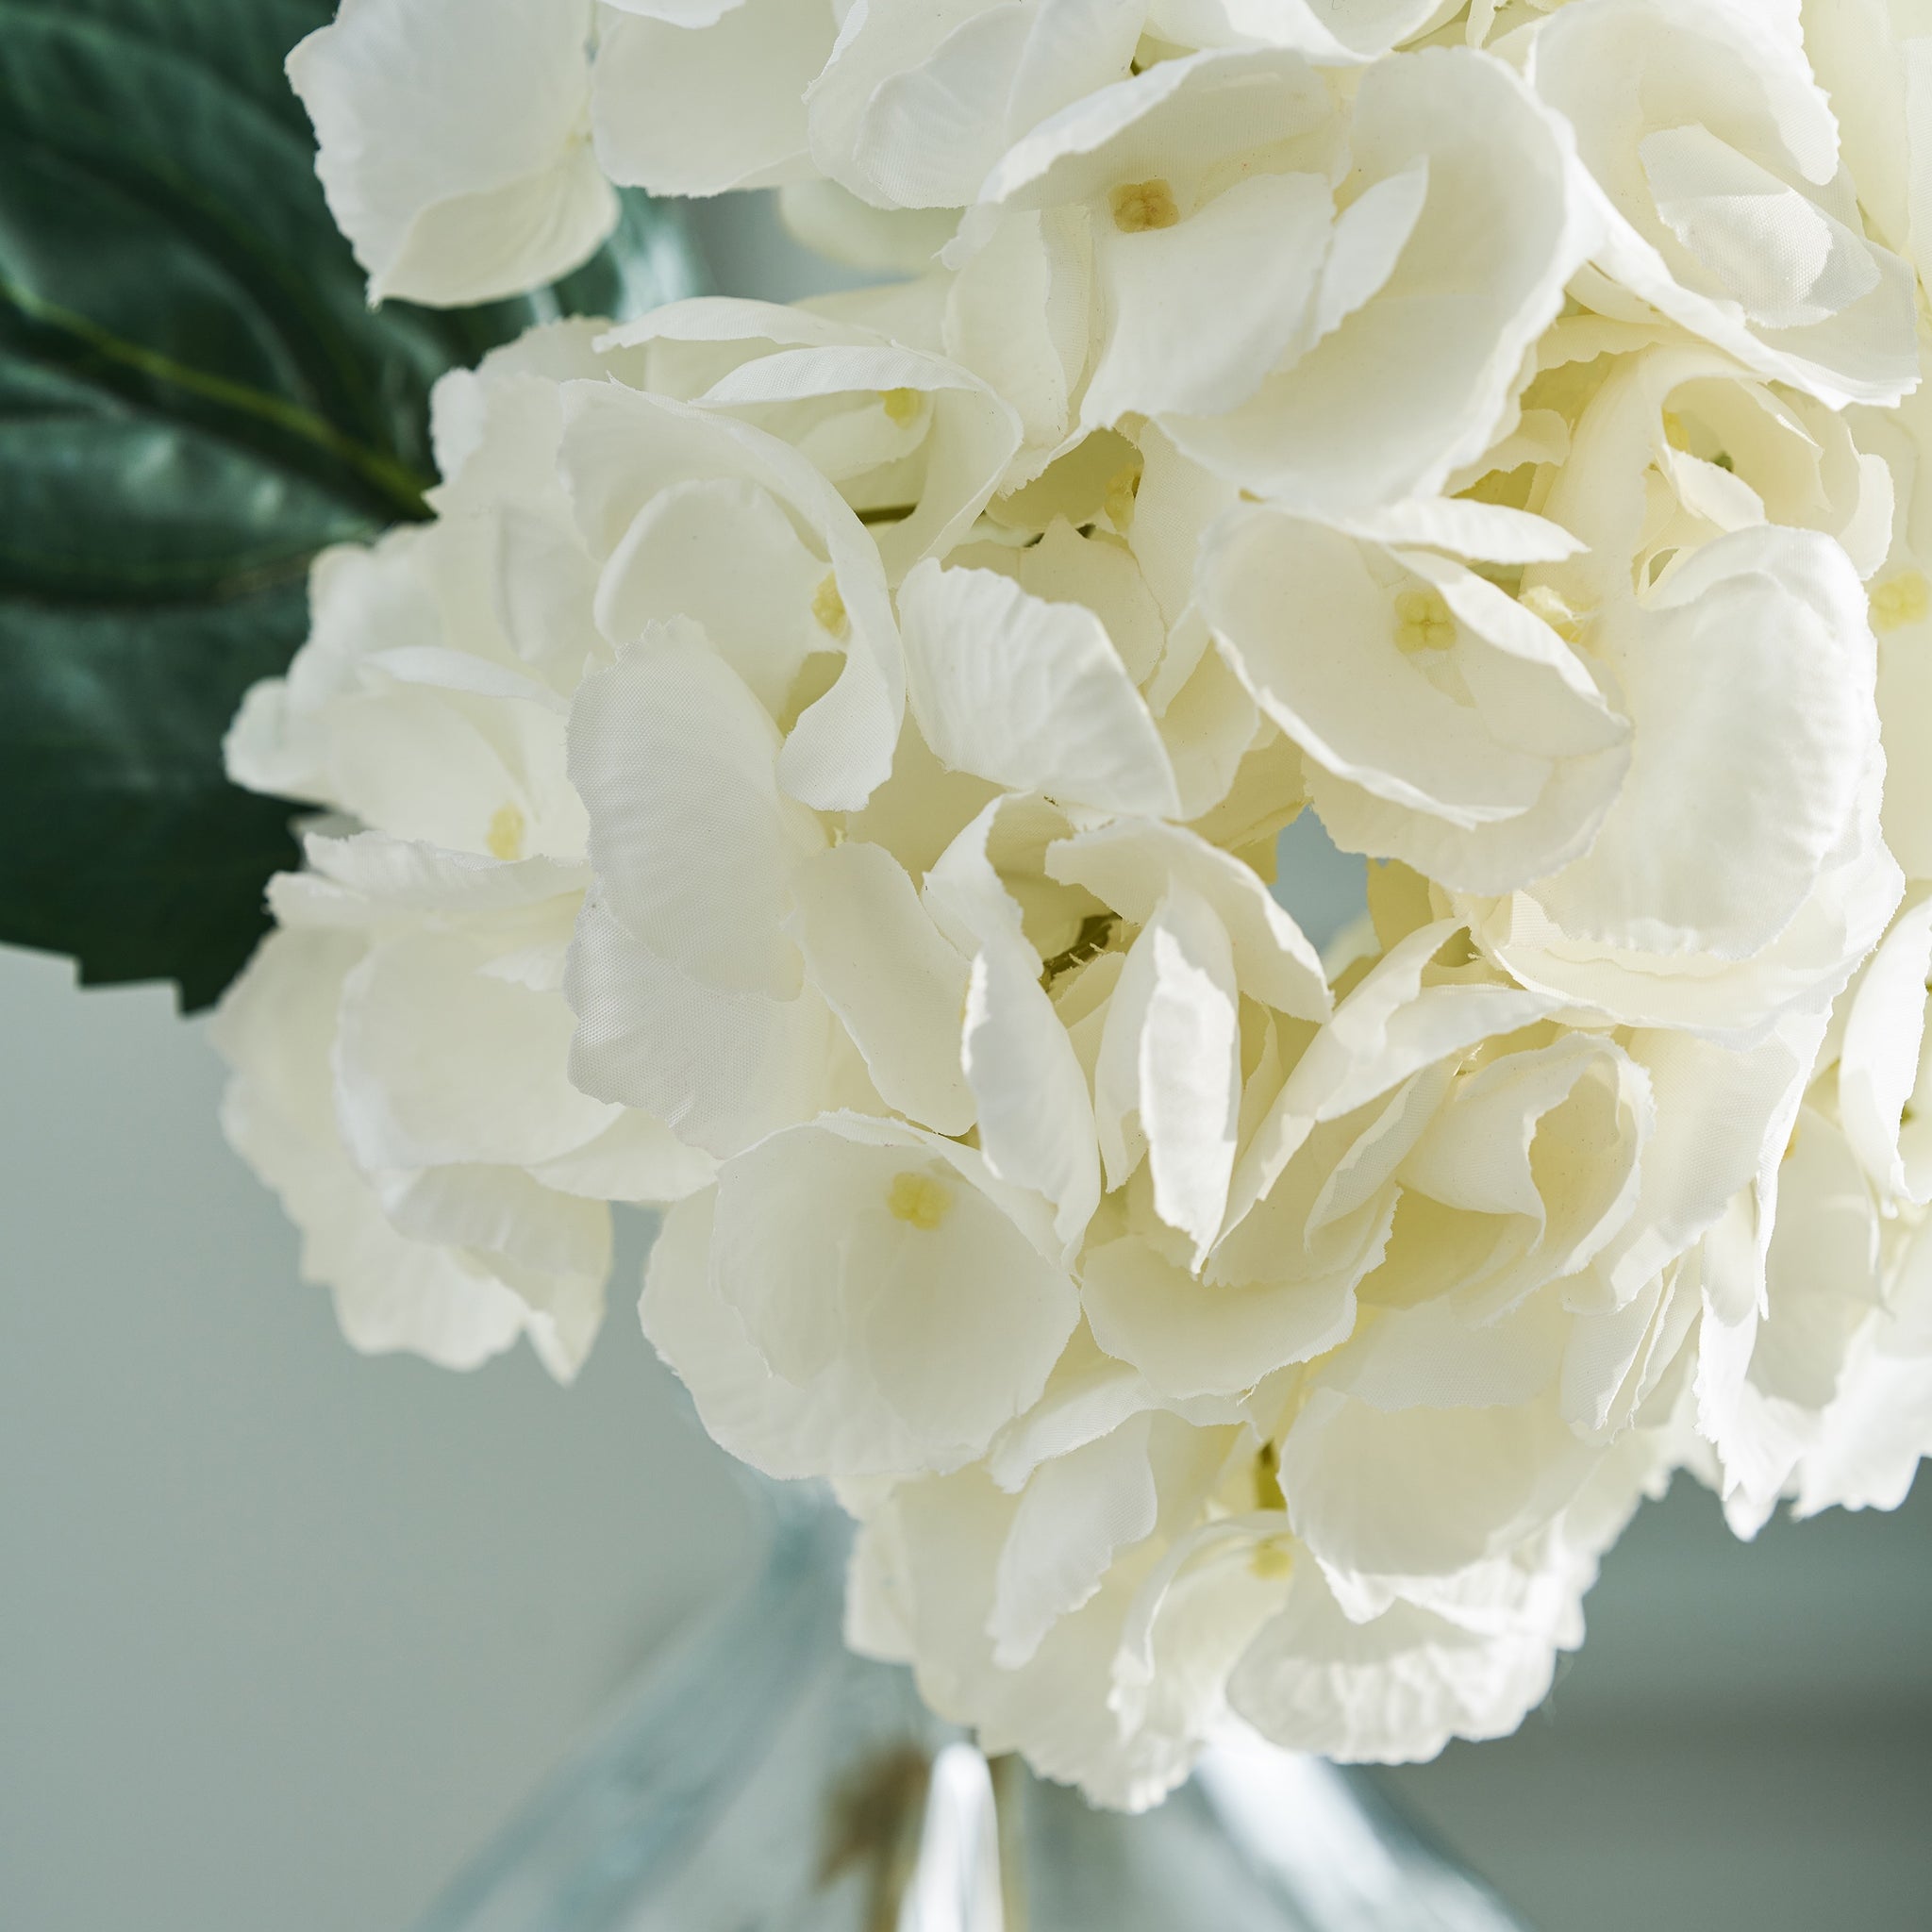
left=242, top=0, right=1932, bottom=1806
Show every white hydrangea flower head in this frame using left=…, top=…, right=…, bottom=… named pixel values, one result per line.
left=233, top=0, right=1932, bottom=1805
left=217, top=326, right=711, bottom=1378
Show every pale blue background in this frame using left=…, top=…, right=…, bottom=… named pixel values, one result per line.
left=2, top=194, right=1928, bottom=1931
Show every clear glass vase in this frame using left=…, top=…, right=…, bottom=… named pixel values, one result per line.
left=412, top=1477, right=1528, bottom=1932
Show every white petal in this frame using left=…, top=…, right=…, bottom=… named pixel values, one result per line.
left=898, top=559, right=1181, bottom=815
left=1225, top=921, right=1557, bottom=1234
left=778, top=179, right=963, bottom=274
left=645, top=1119, right=1080, bottom=1476
left=1145, top=0, right=1441, bottom=58
left=1082, top=1234, right=1362, bottom=1399
left=694, top=344, right=1021, bottom=581
left=1012, top=519, right=1167, bottom=687
left=1205, top=512, right=1557, bottom=827
left=1131, top=425, right=1242, bottom=625
left=810, top=0, right=1143, bottom=210
left=1280, top=1380, right=1592, bottom=1579
left=1524, top=0, right=1920, bottom=407
left=1398, top=1035, right=1651, bottom=1318
left=787, top=841, right=977, bottom=1135
left=987, top=1332, right=1170, bottom=1490
left=592, top=0, right=834, bottom=195
left=964, top=941, right=1102, bottom=1252
left=1792, top=1215, right=1932, bottom=1516
left=1094, top=884, right=1242, bottom=1257
left=1155, top=631, right=1263, bottom=823
left=212, top=928, right=578, bottom=1377
left=843, top=715, right=1003, bottom=880
left=1707, top=1106, right=1884, bottom=1524
left=1528, top=526, right=1878, bottom=959
left=291, top=831, right=585, bottom=920
left=989, top=1414, right=1158, bottom=1668
left=1641, top=124, right=1876, bottom=331
left=1141, top=887, right=1243, bottom=1262
left=374, top=158, right=620, bottom=309
left=1229, top=1555, right=1573, bottom=1762
left=288, top=0, right=613, bottom=304
left=334, top=927, right=616, bottom=1174
left=982, top=49, right=1333, bottom=216
left=528, top=1107, right=715, bottom=1203
left=1047, top=819, right=1330, bottom=1021
left=1163, top=48, right=1590, bottom=510
left=941, top=208, right=1091, bottom=467
left=591, top=478, right=825, bottom=712
left=1082, top=170, right=1336, bottom=428
left=564, top=893, right=845, bottom=1158
left=1331, top=496, right=1586, bottom=564
left=1838, top=898, right=1932, bottom=1206
left=558, top=382, right=903, bottom=810
left=373, top=1162, right=608, bottom=1283
left=1591, top=1017, right=1819, bottom=1310
left=569, top=617, right=824, bottom=997
left=922, top=794, right=1044, bottom=963
left=1473, top=770, right=1902, bottom=1042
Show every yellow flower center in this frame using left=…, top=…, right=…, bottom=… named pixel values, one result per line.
left=1250, top=1539, right=1295, bottom=1581
left=1393, top=587, right=1456, bottom=653
left=879, top=387, right=923, bottom=426
left=887, top=1170, right=954, bottom=1231
left=486, top=802, right=525, bottom=860
left=1109, top=178, right=1180, bottom=233
left=1103, top=461, right=1143, bottom=533
left=1247, top=1441, right=1292, bottom=1576
left=1253, top=1441, right=1288, bottom=1512
left=1870, top=570, right=1930, bottom=633
left=812, top=573, right=850, bottom=639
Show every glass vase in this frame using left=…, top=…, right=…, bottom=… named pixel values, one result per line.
left=411, top=1476, right=1528, bottom=1932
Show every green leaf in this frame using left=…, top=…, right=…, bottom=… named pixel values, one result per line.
left=0, top=0, right=701, bottom=1008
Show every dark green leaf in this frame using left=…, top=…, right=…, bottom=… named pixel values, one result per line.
left=0, top=591, right=310, bottom=1011
left=0, top=0, right=701, bottom=1008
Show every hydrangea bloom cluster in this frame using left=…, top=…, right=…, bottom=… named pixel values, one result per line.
left=219, top=0, right=1932, bottom=1805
